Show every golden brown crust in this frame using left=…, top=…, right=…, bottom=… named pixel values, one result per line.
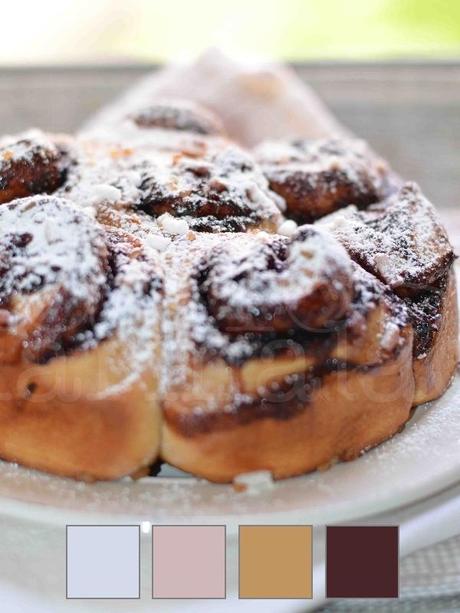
left=162, top=344, right=414, bottom=482
left=0, top=337, right=160, bottom=481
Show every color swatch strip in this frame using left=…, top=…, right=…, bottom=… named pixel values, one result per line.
left=66, top=523, right=399, bottom=600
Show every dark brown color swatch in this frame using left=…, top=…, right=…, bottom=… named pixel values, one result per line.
left=326, top=526, right=399, bottom=598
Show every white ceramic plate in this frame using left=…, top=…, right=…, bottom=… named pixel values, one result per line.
left=0, top=371, right=458, bottom=534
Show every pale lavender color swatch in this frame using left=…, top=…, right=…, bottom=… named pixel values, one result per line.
left=153, top=526, right=226, bottom=599
left=66, top=525, right=140, bottom=599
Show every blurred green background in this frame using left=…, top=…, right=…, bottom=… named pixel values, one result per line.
left=1, top=0, right=459, bottom=63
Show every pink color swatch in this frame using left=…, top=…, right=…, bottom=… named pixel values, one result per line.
left=152, top=525, right=226, bottom=599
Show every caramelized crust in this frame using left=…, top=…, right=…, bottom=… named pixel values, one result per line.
left=254, top=138, right=390, bottom=223
left=0, top=133, right=68, bottom=204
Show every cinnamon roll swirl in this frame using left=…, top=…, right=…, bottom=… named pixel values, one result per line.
left=81, top=99, right=226, bottom=156
left=0, top=196, right=162, bottom=480
left=201, top=226, right=353, bottom=333
left=319, top=182, right=458, bottom=404
left=254, top=138, right=391, bottom=223
left=160, top=230, right=414, bottom=482
left=0, top=195, right=109, bottom=363
left=32, top=128, right=283, bottom=234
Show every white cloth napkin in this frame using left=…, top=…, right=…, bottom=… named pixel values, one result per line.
left=81, top=48, right=348, bottom=145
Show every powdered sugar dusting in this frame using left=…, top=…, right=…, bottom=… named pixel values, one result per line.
left=318, top=182, right=454, bottom=290
left=55, top=134, right=283, bottom=233
left=137, top=142, right=284, bottom=231
left=83, top=98, right=226, bottom=151
left=0, top=196, right=107, bottom=300
left=156, top=227, right=376, bottom=397
left=202, top=227, right=352, bottom=320
left=59, top=141, right=142, bottom=209
left=277, top=218, right=298, bottom=236
left=89, top=233, right=162, bottom=394
left=0, top=128, right=58, bottom=162
left=143, top=232, right=171, bottom=252
left=0, top=194, right=162, bottom=388
left=158, top=213, right=189, bottom=235
left=159, top=232, right=260, bottom=391
left=233, top=470, right=274, bottom=494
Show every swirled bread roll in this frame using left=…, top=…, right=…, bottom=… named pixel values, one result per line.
left=319, top=183, right=457, bottom=403
left=254, top=138, right=391, bottom=222
left=160, top=229, right=414, bottom=482
left=0, top=196, right=162, bottom=480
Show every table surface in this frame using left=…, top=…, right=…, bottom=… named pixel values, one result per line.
left=0, top=61, right=459, bottom=210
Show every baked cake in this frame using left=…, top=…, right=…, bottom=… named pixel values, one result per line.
left=0, top=98, right=456, bottom=481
